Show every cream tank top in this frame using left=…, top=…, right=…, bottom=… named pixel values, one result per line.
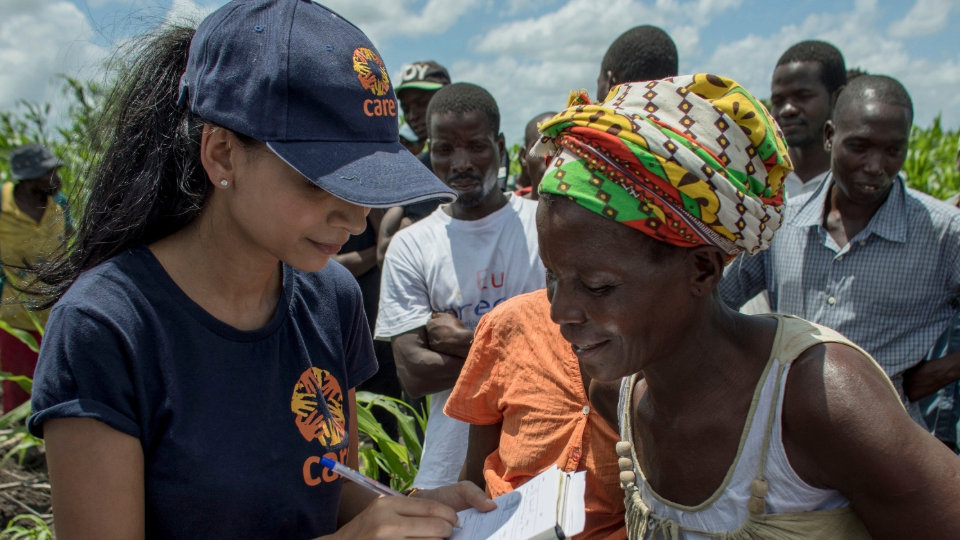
left=615, top=315, right=886, bottom=539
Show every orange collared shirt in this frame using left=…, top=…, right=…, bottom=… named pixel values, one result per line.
left=446, top=289, right=626, bottom=540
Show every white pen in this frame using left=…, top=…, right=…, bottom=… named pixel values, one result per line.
left=320, top=456, right=403, bottom=497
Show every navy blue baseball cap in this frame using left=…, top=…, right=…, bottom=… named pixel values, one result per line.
left=178, top=0, right=455, bottom=208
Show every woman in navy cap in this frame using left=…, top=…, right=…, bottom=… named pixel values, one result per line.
left=25, top=1, right=493, bottom=538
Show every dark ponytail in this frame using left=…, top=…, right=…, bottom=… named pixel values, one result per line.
left=33, top=24, right=211, bottom=307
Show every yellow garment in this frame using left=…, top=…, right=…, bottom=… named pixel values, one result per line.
left=618, top=315, right=895, bottom=539
left=0, top=182, right=67, bottom=330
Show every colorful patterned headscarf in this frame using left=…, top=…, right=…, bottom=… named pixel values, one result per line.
left=533, top=74, right=792, bottom=258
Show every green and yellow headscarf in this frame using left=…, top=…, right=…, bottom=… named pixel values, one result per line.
left=533, top=74, right=792, bottom=258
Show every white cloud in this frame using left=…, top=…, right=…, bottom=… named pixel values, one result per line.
left=164, top=0, right=218, bottom=26
left=474, top=0, right=742, bottom=62
left=474, top=0, right=654, bottom=61
left=888, top=0, right=955, bottom=38
left=0, top=0, right=110, bottom=129
left=504, top=0, right=564, bottom=14
left=322, top=0, right=482, bottom=47
left=86, top=0, right=142, bottom=7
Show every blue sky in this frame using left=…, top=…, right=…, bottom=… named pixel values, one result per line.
left=2, top=0, right=958, bottom=146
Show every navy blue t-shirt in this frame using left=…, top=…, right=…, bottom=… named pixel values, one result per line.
left=29, top=246, right=377, bottom=539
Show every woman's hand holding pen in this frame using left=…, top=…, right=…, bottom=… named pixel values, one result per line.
left=319, top=482, right=495, bottom=540
left=413, top=481, right=497, bottom=512
left=321, top=495, right=461, bottom=540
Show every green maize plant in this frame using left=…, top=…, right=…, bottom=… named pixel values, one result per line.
left=355, top=391, right=429, bottom=492
left=902, top=115, right=960, bottom=200
left=0, top=514, right=53, bottom=540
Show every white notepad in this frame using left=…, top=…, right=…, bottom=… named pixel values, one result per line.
left=451, top=465, right=586, bottom=540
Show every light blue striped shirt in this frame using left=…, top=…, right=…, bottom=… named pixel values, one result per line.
left=720, top=175, right=960, bottom=395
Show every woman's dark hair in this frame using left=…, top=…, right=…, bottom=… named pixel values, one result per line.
left=31, top=24, right=251, bottom=308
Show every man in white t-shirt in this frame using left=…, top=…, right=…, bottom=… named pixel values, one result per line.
left=376, top=83, right=545, bottom=489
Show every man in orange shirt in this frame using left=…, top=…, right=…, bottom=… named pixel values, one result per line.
left=445, top=289, right=625, bottom=539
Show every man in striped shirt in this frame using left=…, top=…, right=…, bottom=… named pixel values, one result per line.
left=719, top=75, right=960, bottom=427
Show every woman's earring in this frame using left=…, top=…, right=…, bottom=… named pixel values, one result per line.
left=219, top=179, right=229, bottom=187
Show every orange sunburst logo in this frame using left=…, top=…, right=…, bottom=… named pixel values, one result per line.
left=291, top=367, right=347, bottom=449
left=352, top=47, right=390, bottom=97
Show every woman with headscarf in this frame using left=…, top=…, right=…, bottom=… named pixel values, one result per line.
left=532, top=74, right=960, bottom=539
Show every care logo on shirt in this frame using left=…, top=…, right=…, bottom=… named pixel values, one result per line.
left=292, top=367, right=349, bottom=486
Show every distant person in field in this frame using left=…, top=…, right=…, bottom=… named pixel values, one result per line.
left=0, top=144, right=70, bottom=412
left=721, top=74, right=960, bottom=431
left=596, top=25, right=678, bottom=100
left=514, top=111, right=556, bottom=200
left=771, top=40, right=847, bottom=198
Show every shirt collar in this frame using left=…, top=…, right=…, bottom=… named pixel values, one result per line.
left=790, top=172, right=907, bottom=243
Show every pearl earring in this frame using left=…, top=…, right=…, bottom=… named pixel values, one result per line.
left=219, top=179, right=229, bottom=187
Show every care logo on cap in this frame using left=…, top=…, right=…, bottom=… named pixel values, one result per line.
left=352, top=47, right=389, bottom=96
left=352, top=47, right=397, bottom=118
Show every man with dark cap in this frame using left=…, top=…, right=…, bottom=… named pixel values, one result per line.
left=1, top=143, right=71, bottom=411
left=396, top=60, right=451, bottom=147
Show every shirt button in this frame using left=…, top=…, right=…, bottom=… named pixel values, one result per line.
left=827, top=296, right=836, bottom=305
left=582, top=405, right=590, bottom=415
left=859, top=240, right=866, bottom=247
left=836, top=255, right=843, bottom=261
